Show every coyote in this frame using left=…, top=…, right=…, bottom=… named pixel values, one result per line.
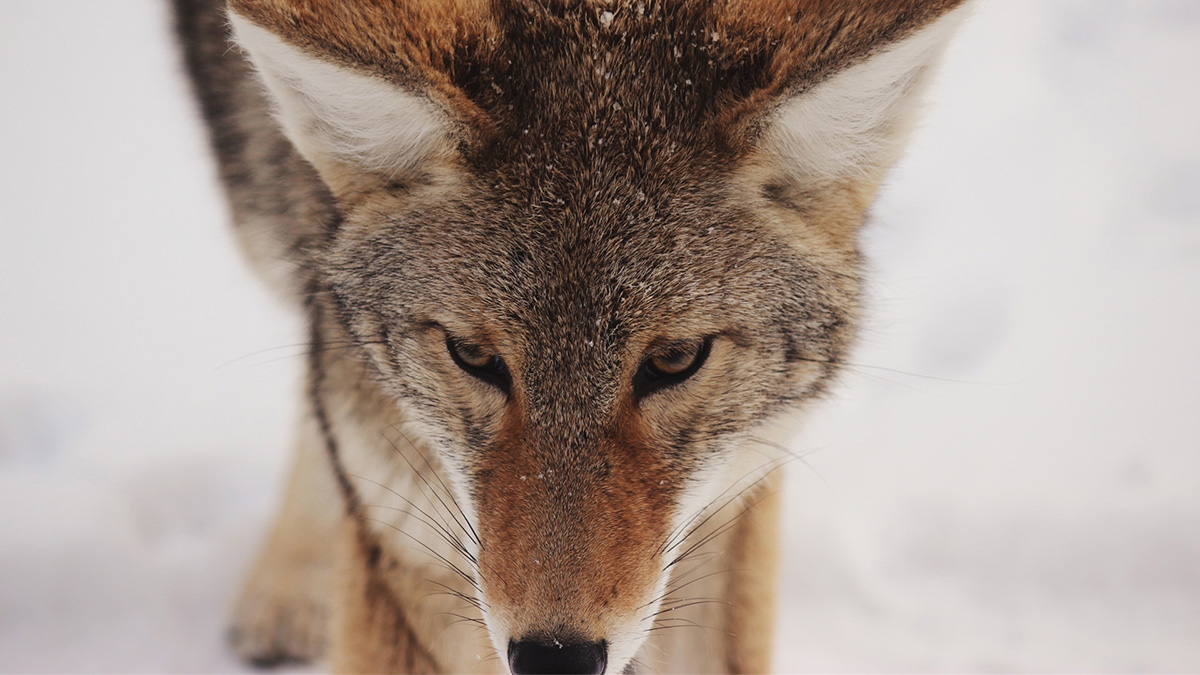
left=174, top=0, right=970, bottom=672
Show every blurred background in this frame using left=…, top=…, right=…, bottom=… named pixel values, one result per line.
left=2, top=0, right=1198, bottom=671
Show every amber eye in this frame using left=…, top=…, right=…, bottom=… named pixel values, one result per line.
left=633, top=337, right=712, bottom=400
left=649, top=344, right=702, bottom=375
left=450, top=340, right=491, bottom=368
left=446, top=337, right=511, bottom=394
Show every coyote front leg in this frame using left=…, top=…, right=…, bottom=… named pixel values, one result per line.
left=640, top=470, right=783, bottom=674
left=229, top=403, right=342, bottom=665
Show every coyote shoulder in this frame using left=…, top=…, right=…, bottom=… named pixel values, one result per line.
left=174, top=0, right=971, bottom=672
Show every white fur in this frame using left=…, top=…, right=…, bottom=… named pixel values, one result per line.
left=228, top=14, right=448, bottom=177
left=763, top=5, right=970, bottom=183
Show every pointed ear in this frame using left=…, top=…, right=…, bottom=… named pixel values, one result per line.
left=228, top=11, right=454, bottom=182
left=760, top=5, right=969, bottom=188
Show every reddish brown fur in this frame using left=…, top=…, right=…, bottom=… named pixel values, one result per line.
left=475, top=394, right=676, bottom=642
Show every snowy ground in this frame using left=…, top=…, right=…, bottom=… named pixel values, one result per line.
left=2, top=0, right=1199, bottom=672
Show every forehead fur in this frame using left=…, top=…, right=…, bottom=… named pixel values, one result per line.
left=229, top=0, right=967, bottom=156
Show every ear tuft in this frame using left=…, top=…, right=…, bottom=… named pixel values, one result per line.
left=761, top=5, right=969, bottom=185
left=228, top=12, right=450, bottom=179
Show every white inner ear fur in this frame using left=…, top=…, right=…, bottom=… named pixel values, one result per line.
left=762, top=5, right=970, bottom=184
left=228, top=12, right=450, bottom=178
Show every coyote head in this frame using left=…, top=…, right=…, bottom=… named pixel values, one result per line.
left=228, top=0, right=968, bottom=671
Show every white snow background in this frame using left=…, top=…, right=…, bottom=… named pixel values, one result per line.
left=2, top=0, right=1199, bottom=672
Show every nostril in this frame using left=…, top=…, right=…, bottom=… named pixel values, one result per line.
left=508, top=638, right=607, bottom=675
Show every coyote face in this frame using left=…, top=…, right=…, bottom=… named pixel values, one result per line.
left=177, top=0, right=970, bottom=671
left=318, top=124, right=857, bottom=663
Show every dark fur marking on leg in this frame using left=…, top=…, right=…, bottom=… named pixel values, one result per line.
left=304, top=277, right=361, bottom=517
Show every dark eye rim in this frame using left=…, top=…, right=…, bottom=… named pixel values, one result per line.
left=633, top=336, right=713, bottom=400
left=446, top=337, right=512, bottom=394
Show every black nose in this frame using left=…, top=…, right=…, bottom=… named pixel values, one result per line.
left=508, top=638, right=607, bottom=675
